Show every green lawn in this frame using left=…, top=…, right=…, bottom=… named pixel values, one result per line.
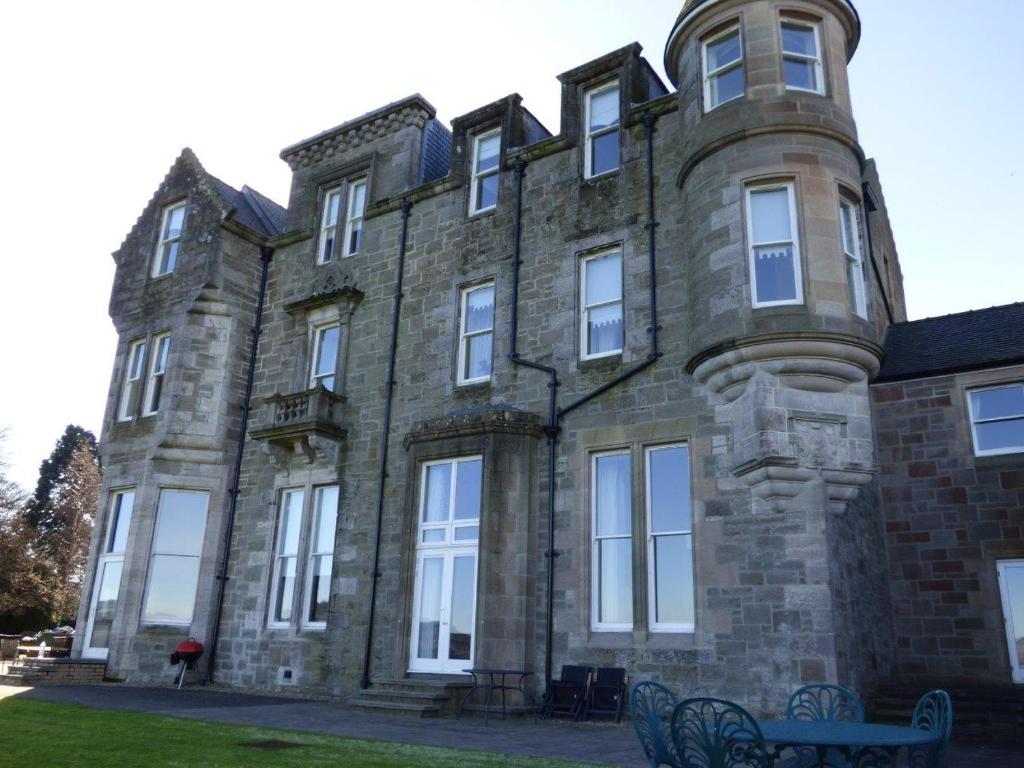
left=1, top=698, right=592, bottom=767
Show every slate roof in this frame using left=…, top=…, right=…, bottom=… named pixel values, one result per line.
left=876, top=302, right=1024, bottom=382
left=208, top=175, right=287, bottom=240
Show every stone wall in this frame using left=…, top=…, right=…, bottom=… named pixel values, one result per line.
left=873, top=366, right=1024, bottom=685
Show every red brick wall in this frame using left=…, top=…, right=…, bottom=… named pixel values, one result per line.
left=872, top=369, right=1024, bottom=685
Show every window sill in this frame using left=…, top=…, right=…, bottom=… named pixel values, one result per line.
left=582, top=630, right=698, bottom=651
left=468, top=206, right=498, bottom=220
left=974, top=452, right=1024, bottom=469
left=138, top=621, right=193, bottom=631
left=453, top=379, right=492, bottom=397
left=578, top=353, right=623, bottom=372
left=582, top=168, right=619, bottom=185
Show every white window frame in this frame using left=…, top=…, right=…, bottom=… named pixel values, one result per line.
left=997, top=560, right=1024, bottom=684
left=457, top=282, right=495, bottom=386
left=152, top=201, right=186, bottom=277
left=268, top=488, right=304, bottom=629
left=302, top=485, right=339, bottom=629
left=316, top=186, right=343, bottom=265
left=702, top=24, right=744, bottom=112
left=309, top=322, right=342, bottom=391
left=746, top=182, right=804, bottom=308
left=342, top=177, right=367, bottom=257
left=141, top=489, right=208, bottom=626
left=591, top=449, right=634, bottom=633
left=117, top=339, right=147, bottom=421
left=645, top=444, right=695, bottom=634
left=781, top=19, right=825, bottom=95
left=580, top=248, right=624, bottom=361
left=839, top=195, right=868, bottom=319
left=141, top=332, right=171, bottom=416
left=469, top=128, right=501, bottom=215
left=584, top=81, right=619, bottom=179
left=967, top=383, right=1024, bottom=457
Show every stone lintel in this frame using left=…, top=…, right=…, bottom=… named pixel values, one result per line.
left=404, top=409, right=545, bottom=450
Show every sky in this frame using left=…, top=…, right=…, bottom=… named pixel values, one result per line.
left=0, top=0, right=1021, bottom=491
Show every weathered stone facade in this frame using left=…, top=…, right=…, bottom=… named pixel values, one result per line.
left=75, top=0, right=1023, bottom=716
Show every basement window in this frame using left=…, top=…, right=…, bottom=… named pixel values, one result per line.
left=702, top=25, right=744, bottom=111
left=968, top=384, right=1024, bottom=456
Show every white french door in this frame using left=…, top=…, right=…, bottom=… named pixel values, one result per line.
left=409, top=457, right=482, bottom=674
left=82, top=490, right=134, bottom=660
left=997, top=560, right=1024, bottom=684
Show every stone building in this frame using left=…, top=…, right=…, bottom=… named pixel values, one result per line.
left=74, top=0, right=1024, bottom=716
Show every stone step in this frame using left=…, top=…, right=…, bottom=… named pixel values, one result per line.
left=356, top=688, right=452, bottom=705
left=345, top=696, right=442, bottom=717
left=372, top=676, right=474, bottom=693
left=0, top=673, right=37, bottom=686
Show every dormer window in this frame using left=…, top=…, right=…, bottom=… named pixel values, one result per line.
left=152, top=201, right=186, bottom=277
left=702, top=25, right=744, bottom=111
left=585, top=82, right=619, bottom=178
left=469, top=129, right=500, bottom=215
left=782, top=20, right=825, bottom=94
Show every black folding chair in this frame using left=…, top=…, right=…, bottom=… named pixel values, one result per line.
left=583, top=667, right=627, bottom=722
left=538, top=665, right=593, bottom=720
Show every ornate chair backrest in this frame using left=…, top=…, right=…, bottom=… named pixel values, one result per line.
left=630, top=681, right=680, bottom=767
left=786, top=684, right=864, bottom=723
left=910, top=690, right=953, bottom=768
left=670, top=697, right=769, bottom=768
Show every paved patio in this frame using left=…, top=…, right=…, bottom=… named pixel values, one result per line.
left=3, top=684, right=1022, bottom=767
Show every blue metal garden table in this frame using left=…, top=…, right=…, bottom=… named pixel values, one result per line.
left=759, top=719, right=938, bottom=766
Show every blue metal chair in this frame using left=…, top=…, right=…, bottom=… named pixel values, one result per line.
left=786, top=684, right=864, bottom=723
left=908, top=690, right=953, bottom=768
left=630, top=681, right=681, bottom=767
left=670, top=697, right=771, bottom=768
left=784, top=684, right=864, bottom=768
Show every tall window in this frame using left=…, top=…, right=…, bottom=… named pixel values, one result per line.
left=105, top=490, right=135, bottom=555
left=269, top=489, right=304, bottom=627
left=343, top=178, right=367, bottom=257
left=747, top=183, right=803, bottom=307
left=304, top=486, right=338, bottom=627
left=310, top=323, right=341, bottom=391
left=585, top=82, right=619, bottom=178
left=781, top=20, right=824, bottom=94
left=316, top=186, right=342, bottom=265
left=142, top=490, right=208, bottom=624
left=703, top=25, right=744, bottom=111
left=152, top=201, right=186, bottom=277
left=592, top=451, right=633, bottom=631
left=968, top=384, right=1024, bottom=456
left=117, top=339, right=147, bottom=421
left=839, top=196, right=868, bottom=319
left=646, top=445, right=695, bottom=632
left=469, top=129, right=500, bottom=214
left=458, top=282, right=495, bottom=385
left=581, top=249, right=624, bottom=359
left=142, top=332, right=171, bottom=416
left=84, top=489, right=135, bottom=657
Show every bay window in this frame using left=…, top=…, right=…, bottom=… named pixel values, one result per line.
left=781, top=20, right=825, bottom=94
left=839, top=195, right=868, bottom=318
left=270, top=489, right=304, bottom=626
left=703, top=25, right=744, bottom=111
left=142, top=332, right=171, bottom=416
left=747, top=182, right=803, bottom=307
left=592, top=451, right=633, bottom=631
left=304, top=486, right=339, bottom=627
left=117, top=339, right=147, bottom=421
left=142, top=490, right=208, bottom=624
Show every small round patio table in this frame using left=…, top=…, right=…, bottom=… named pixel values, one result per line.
left=758, top=719, right=938, bottom=767
left=458, top=668, right=534, bottom=725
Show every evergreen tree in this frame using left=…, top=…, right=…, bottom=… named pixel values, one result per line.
left=24, top=425, right=98, bottom=532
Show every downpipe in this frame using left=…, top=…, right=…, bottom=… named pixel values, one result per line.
left=361, top=198, right=414, bottom=689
